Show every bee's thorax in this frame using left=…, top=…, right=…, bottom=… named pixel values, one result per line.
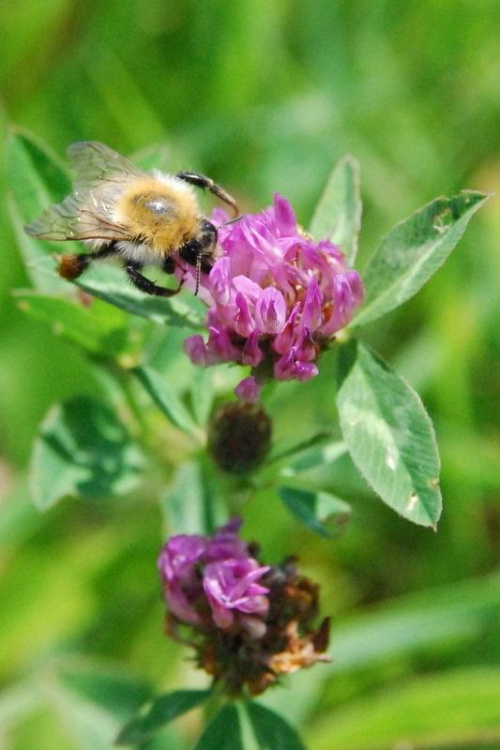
left=114, top=176, right=200, bottom=255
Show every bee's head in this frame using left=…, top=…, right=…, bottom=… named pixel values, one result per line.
left=198, top=219, right=218, bottom=254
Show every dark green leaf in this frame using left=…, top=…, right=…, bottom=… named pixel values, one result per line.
left=194, top=704, right=243, bottom=750
left=76, top=263, right=204, bottom=329
left=134, top=366, right=199, bottom=434
left=8, top=128, right=77, bottom=293
left=337, top=341, right=441, bottom=527
left=279, top=486, right=351, bottom=538
left=116, top=690, right=210, bottom=746
left=30, top=397, right=144, bottom=509
left=247, top=702, right=306, bottom=750
left=353, top=191, right=490, bottom=327
left=15, top=289, right=131, bottom=355
left=309, top=154, right=362, bottom=265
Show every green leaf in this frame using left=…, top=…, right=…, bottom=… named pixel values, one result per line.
left=311, top=668, right=500, bottom=750
left=189, top=367, right=215, bottom=426
left=30, top=396, right=144, bottom=509
left=8, top=128, right=77, bottom=293
left=353, top=191, right=490, bottom=327
left=194, top=704, right=243, bottom=750
left=164, top=461, right=226, bottom=536
left=0, top=682, right=40, bottom=729
left=337, top=341, right=441, bottom=527
left=134, top=365, right=199, bottom=434
left=56, top=660, right=151, bottom=723
left=247, top=702, right=306, bottom=750
left=15, top=290, right=131, bottom=356
left=309, top=154, right=362, bottom=265
left=277, top=439, right=347, bottom=477
left=278, top=486, right=351, bottom=538
left=76, top=263, right=204, bottom=329
left=262, top=572, right=500, bottom=726
left=116, top=690, right=210, bottom=746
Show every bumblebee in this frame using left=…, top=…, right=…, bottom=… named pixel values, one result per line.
left=25, top=141, right=239, bottom=297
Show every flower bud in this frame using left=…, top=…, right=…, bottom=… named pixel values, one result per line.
left=208, top=402, right=272, bottom=474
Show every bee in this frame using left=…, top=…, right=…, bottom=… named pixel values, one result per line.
left=25, top=141, right=239, bottom=297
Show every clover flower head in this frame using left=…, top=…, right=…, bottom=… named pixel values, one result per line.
left=158, top=519, right=330, bottom=695
left=184, top=194, right=364, bottom=397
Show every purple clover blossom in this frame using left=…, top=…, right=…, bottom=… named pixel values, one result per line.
left=203, top=558, right=270, bottom=630
left=158, top=518, right=270, bottom=635
left=184, top=194, right=364, bottom=398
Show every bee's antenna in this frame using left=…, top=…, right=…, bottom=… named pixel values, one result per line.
left=220, top=216, right=243, bottom=228
left=195, top=253, right=202, bottom=296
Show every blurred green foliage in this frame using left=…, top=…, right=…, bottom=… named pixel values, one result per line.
left=1, top=1, right=499, bottom=748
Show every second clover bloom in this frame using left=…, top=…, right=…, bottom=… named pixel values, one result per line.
left=184, top=194, right=364, bottom=395
left=158, top=519, right=330, bottom=695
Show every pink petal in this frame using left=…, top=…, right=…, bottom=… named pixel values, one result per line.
left=235, top=376, right=262, bottom=404
left=255, top=288, right=287, bottom=334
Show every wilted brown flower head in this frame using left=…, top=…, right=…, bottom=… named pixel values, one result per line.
left=158, top=520, right=330, bottom=696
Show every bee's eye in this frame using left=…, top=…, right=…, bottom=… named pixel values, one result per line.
left=143, top=197, right=173, bottom=216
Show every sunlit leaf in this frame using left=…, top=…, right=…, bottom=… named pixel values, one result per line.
left=279, top=486, right=351, bottom=538
left=353, top=191, right=490, bottom=327
left=30, top=397, right=144, bottom=509
left=337, top=341, right=441, bottom=527
left=116, top=689, right=210, bottom=746
left=309, top=154, right=362, bottom=266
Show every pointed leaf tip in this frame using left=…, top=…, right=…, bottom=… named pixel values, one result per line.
left=353, top=190, right=490, bottom=327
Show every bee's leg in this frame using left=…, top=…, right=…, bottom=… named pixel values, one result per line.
left=125, top=262, right=182, bottom=298
left=162, top=256, right=177, bottom=275
left=59, top=242, right=119, bottom=280
left=176, top=171, right=239, bottom=217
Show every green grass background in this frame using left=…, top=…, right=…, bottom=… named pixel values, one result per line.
left=1, top=2, right=499, bottom=748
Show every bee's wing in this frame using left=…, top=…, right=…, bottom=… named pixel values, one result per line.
left=25, top=142, right=144, bottom=242
left=25, top=193, right=130, bottom=242
left=67, top=141, right=145, bottom=190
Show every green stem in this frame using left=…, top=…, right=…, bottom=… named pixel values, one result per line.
left=203, top=683, right=226, bottom=723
